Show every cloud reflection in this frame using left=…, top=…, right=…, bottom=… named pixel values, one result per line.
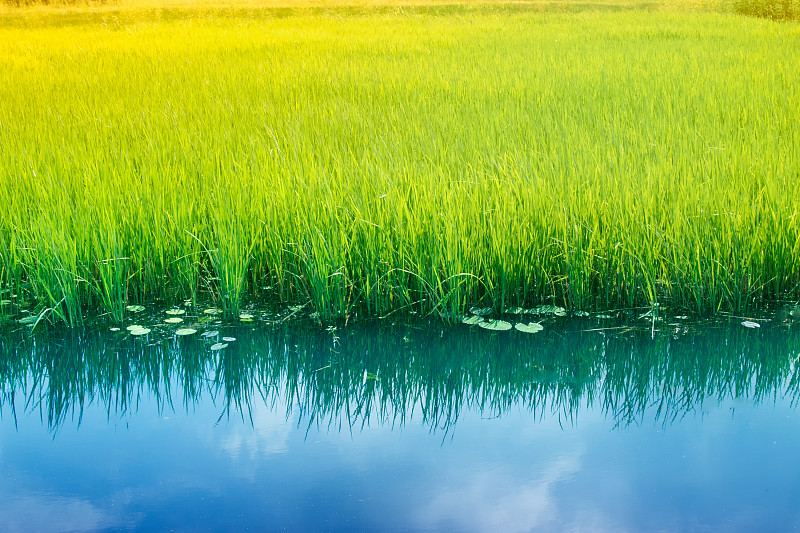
left=220, top=399, right=294, bottom=461
left=0, top=492, right=131, bottom=533
left=416, top=454, right=582, bottom=533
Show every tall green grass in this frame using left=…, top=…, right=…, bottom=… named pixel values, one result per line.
left=1, top=5, right=799, bottom=326
left=731, top=0, right=799, bottom=19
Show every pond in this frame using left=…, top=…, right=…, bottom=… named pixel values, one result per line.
left=1, top=316, right=800, bottom=532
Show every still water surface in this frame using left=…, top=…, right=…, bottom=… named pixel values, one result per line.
left=2, top=318, right=800, bottom=532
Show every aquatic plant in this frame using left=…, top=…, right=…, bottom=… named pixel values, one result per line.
left=0, top=4, right=798, bottom=325
left=514, top=322, right=544, bottom=333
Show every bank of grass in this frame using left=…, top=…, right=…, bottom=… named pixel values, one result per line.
left=1, top=3, right=799, bottom=325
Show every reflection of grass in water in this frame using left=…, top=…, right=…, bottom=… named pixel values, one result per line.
left=2, top=321, right=800, bottom=433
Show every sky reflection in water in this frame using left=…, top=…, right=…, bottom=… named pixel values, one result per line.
left=2, top=318, right=800, bottom=532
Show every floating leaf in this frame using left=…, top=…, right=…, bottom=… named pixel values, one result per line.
left=515, top=322, right=544, bottom=333
left=166, top=309, right=185, bottom=316
left=126, top=325, right=144, bottom=331
left=507, top=307, right=525, bottom=314
left=469, top=306, right=493, bottom=316
left=203, top=308, right=221, bottom=315
left=462, top=315, right=484, bottom=325
left=164, top=317, right=183, bottom=324
left=239, top=313, right=254, bottom=320
left=477, top=319, right=512, bottom=331
left=109, top=327, right=120, bottom=332
left=675, top=316, right=689, bottom=320
left=126, top=305, right=145, bottom=313
left=176, top=328, right=197, bottom=336
left=210, top=342, right=228, bottom=351
left=17, top=316, right=37, bottom=325
left=201, top=330, right=219, bottom=338
left=530, top=305, right=566, bottom=316
left=742, top=321, right=760, bottom=329
left=130, top=328, right=150, bottom=336
left=573, top=311, right=590, bottom=317
left=595, top=314, right=614, bottom=319
left=222, top=336, right=236, bottom=342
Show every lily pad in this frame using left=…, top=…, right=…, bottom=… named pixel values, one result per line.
left=507, top=307, right=526, bottom=314
left=203, top=308, right=222, bottom=315
left=239, top=313, right=254, bottom=320
left=210, top=342, right=228, bottom=351
left=515, top=322, right=544, bottom=334
left=742, top=321, right=760, bottom=329
left=109, top=327, right=120, bottom=332
left=477, top=319, right=512, bottom=331
left=222, top=336, right=236, bottom=342
left=126, top=305, right=145, bottom=313
left=469, top=306, right=493, bottom=316
left=130, top=327, right=151, bottom=336
left=201, top=330, right=219, bottom=338
left=164, top=317, right=183, bottom=324
left=176, top=328, right=197, bottom=336
left=166, top=309, right=185, bottom=316
left=530, top=305, right=566, bottom=316
left=126, top=325, right=144, bottom=331
left=573, top=311, right=590, bottom=317
left=462, top=315, right=484, bottom=325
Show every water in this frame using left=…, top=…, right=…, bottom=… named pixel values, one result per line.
left=2, top=317, right=800, bottom=532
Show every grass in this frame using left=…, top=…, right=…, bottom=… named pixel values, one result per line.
left=0, top=2, right=799, bottom=326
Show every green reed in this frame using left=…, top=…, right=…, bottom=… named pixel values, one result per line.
left=1, top=4, right=799, bottom=326
left=731, top=0, right=799, bottom=19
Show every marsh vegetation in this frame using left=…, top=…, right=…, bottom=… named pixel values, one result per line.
left=1, top=1, right=798, bottom=326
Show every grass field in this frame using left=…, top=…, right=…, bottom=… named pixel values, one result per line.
left=1, top=1, right=799, bottom=326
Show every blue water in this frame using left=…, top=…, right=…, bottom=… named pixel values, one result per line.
left=2, top=318, right=799, bottom=532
